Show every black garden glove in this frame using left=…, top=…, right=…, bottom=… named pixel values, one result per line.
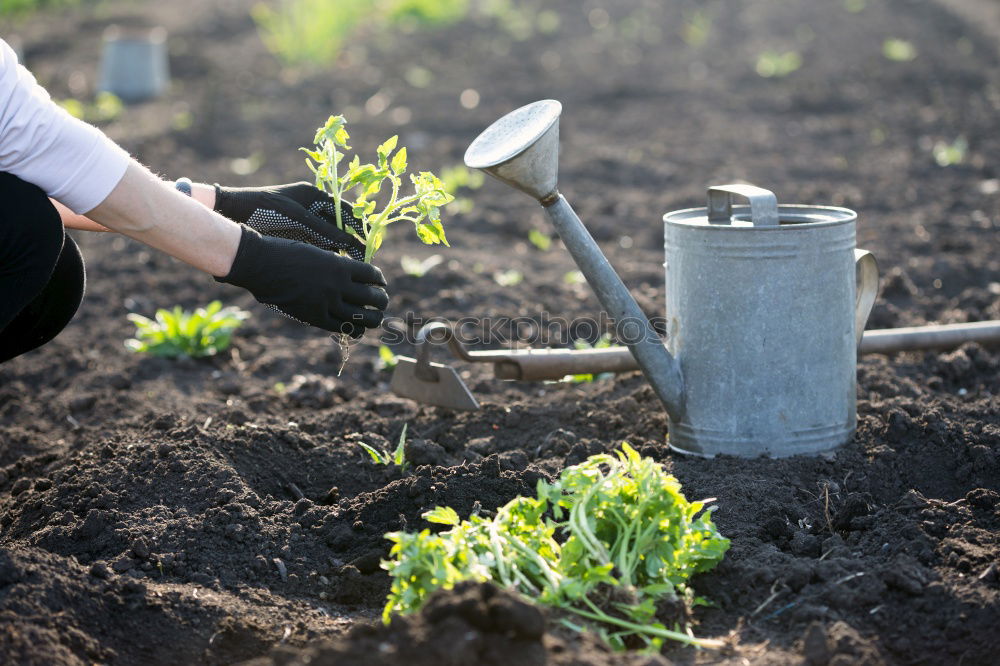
left=216, top=226, right=388, bottom=338
left=214, top=182, right=365, bottom=261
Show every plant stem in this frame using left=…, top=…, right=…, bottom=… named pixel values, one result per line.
left=563, top=606, right=723, bottom=649
left=329, top=141, right=345, bottom=233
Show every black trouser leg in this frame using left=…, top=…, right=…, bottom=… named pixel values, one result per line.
left=0, top=173, right=86, bottom=363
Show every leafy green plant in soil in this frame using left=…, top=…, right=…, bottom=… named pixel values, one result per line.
left=377, top=344, right=399, bottom=371
left=565, top=333, right=614, bottom=383
left=254, top=0, right=468, bottom=67
left=252, top=0, right=373, bottom=67
left=359, top=424, right=409, bottom=473
left=125, top=301, right=248, bottom=358
left=382, top=443, right=729, bottom=650
left=57, top=91, right=123, bottom=125
left=303, top=115, right=453, bottom=264
left=400, top=254, right=443, bottom=277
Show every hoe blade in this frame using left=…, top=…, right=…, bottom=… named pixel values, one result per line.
left=390, top=356, right=480, bottom=411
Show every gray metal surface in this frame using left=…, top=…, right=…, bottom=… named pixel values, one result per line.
left=663, top=190, right=874, bottom=457
left=98, top=26, right=170, bottom=102
left=544, top=195, right=686, bottom=420
left=464, top=100, right=562, bottom=201
left=389, top=357, right=480, bottom=410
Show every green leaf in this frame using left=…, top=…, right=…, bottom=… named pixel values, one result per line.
left=528, top=228, right=552, bottom=251
left=423, top=506, right=460, bottom=526
left=377, top=135, right=399, bottom=168
left=393, top=424, right=408, bottom=469
left=390, top=146, right=408, bottom=175
left=378, top=345, right=398, bottom=370
left=359, top=442, right=388, bottom=465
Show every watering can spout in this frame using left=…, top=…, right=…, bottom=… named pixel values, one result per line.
left=464, top=99, right=562, bottom=202
left=465, top=100, right=687, bottom=421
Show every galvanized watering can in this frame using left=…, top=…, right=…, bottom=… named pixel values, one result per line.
left=462, top=100, right=879, bottom=458
left=661, top=184, right=878, bottom=456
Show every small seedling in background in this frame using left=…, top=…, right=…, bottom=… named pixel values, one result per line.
left=400, top=254, right=443, bottom=277
left=565, top=333, right=614, bottom=383
left=440, top=164, right=484, bottom=214
left=125, top=301, right=249, bottom=358
left=377, top=345, right=399, bottom=371
left=230, top=151, right=265, bottom=176
left=932, top=136, right=967, bottom=167
left=681, top=9, right=711, bottom=47
left=843, top=0, right=866, bottom=12
left=384, top=0, right=469, bottom=30
left=883, top=38, right=917, bottom=62
left=255, top=0, right=471, bottom=67
left=755, top=50, right=802, bottom=77
left=493, top=269, right=523, bottom=286
left=480, top=0, right=559, bottom=40
left=563, top=270, right=586, bottom=285
left=304, top=115, right=453, bottom=263
left=253, top=0, right=372, bottom=66
left=58, top=92, right=123, bottom=124
left=527, top=228, right=552, bottom=251
left=359, top=424, right=409, bottom=473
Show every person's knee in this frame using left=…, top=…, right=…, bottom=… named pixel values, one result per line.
left=0, top=172, right=64, bottom=273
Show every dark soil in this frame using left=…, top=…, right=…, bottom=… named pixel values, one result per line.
left=2, top=0, right=999, bottom=664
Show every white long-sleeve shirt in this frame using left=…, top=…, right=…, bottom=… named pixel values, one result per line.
left=0, top=37, right=129, bottom=213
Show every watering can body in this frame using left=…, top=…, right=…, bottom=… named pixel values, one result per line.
left=663, top=185, right=878, bottom=457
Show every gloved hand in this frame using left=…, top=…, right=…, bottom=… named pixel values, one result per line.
left=214, top=182, right=365, bottom=261
left=216, top=226, right=388, bottom=338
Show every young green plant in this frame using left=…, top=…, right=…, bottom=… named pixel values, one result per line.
left=377, top=344, right=399, bottom=371
left=359, top=424, right=409, bottom=473
left=382, top=443, right=729, bottom=651
left=303, top=115, right=453, bottom=264
left=565, top=333, right=614, bottom=383
left=125, top=301, right=248, bottom=358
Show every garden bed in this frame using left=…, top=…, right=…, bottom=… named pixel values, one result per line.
left=1, top=0, right=998, bottom=663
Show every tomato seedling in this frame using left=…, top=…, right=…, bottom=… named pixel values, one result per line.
left=382, top=443, right=729, bottom=650
left=303, top=115, right=454, bottom=264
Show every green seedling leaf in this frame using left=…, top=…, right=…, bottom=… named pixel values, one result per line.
left=378, top=345, right=399, bottom=371
left=493, top=269, right=523, bottom=287
left=393, top=424, right=408, bottom=471
left=423, top=505, right=460, bottom=526
left=755, top=50, right=802, bottom=77
left=391, top=147, right=408, bottom=175
left=528, top=229, right=552, bottom=251
left=359, top=442, right=389, bottom=465
left=883, top=38, right=917, bottom=62
left=400, top=254, right=443, bottom=277
left=932, top=136, right=967, bottom=167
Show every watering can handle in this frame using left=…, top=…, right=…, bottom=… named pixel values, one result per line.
left=855, top=249, right=879, bottom=348
left=708, top=184, right=780, bottom=227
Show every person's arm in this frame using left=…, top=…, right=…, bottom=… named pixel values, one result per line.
left=55, top=182, right=216, bottom=233
left=84, top=163, right=389, bottom=336
left=85, top=162, right=239, bottom=276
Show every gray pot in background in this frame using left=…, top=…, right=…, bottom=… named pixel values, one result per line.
left=98, top=26, right=169, bottom=102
